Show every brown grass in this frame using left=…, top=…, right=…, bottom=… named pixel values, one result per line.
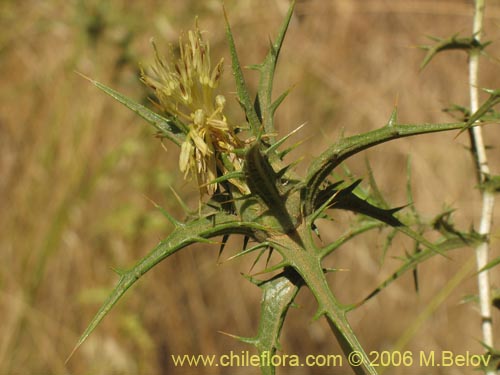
left=2, top=0, right=500, bottom=374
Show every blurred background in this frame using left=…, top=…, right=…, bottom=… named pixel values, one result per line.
left=2, top=0, right=500, bottom=374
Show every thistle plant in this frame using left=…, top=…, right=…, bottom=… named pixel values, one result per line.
left=71, top=2, right=500, bottom=374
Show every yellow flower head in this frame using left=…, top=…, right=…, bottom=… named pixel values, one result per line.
left=141, top=20, right=246, bottom=196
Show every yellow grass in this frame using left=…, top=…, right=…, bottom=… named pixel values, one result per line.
left=2, top=0, right=500, bottom=373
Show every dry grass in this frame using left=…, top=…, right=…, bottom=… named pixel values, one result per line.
left=2, top=0, right=500, bottom=374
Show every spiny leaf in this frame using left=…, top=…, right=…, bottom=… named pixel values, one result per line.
left=305, top=121, right=466, bottom=216
left=77, top=73, right=185, bottom=146
left=354, top=234, right=480, bottom=308
left=223, top=6, right=260, bottom=133
left=419, top=33, right=490, bottom=70
left=330, top=185, right=404, bottom=227
left=319, top=178, right=362, bottom=203
left=256, top=0, right=296, bottom=139
left=313, top=179, right=403, bottom=227
left=68, top=213, right=263, bottom=361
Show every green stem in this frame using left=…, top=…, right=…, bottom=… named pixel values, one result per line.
left=274, top=236, right=377, bottom=375
left=301, top=256, right=376, bottom=375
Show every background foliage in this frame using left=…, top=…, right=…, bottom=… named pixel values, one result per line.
left=2, top=0, right=500, bottom=373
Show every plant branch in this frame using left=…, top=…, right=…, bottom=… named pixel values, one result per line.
left=469, top=0, right=495, bottom=363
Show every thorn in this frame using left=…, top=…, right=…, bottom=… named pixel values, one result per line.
left=322, top=267, right=347, bottom=273
left=276, top=158, right=304, bottom=179
left=65, top=344, right=80, bottom=365
left=249, top=248, right=268, bottom=272
left=266, top=122, right=306, bottom=155
left=223, top=243, right=269, bottom=263
left=239, top=272, right=262, bottom=286
left=412, top=257, right=420, bottom=294
left=111, top=267, right=126, bottom=277
left=312, top=308, right=326, bottom=321
left=249, top=261, right=288, bottom=277
left=309, top=189, right=341, bottom=224
left=270, top=85, right=298, bottom=117
left=265, top=247, right=274, bottom=267
left=168, top=186, right=193, bottom=215
left=201, top=171, right=244, bottom=187
left=386, top=104, right=398, bottom=127
left=74, top=70, right=94, bottom=83
left=268, top=36, right=276, bottom=53
left=192, top=236, right=219, bottom=245
left=277, top=139, right=307, bottom=160
left=217, top=234, right=230, bottom=262
left=143, top=194, right=183, bottom=227
left=218, top=331, right=257, bottom=345
left=312, top=223, right=322, bottom=242
left=243, top=236, right=250, bottom=250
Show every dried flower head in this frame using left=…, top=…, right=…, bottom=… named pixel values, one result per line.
left=141, top=20, right=246, bottom=196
